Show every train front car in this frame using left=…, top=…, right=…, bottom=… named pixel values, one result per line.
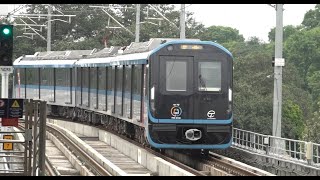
left=147, top=40, right=233, bottom=150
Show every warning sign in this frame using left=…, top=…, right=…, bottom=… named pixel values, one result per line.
left=3, top=135, right=13, bottom=150
left=11, top=100, right=20, bottom=108
left=8, top=99, right=23, bottom=118
left=0, top=98, right=24, bottom=118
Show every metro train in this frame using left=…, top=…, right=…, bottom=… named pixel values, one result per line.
left=13, top=38, right=233, bottom=153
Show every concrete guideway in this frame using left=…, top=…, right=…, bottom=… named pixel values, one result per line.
left=47, top=119, right=195, bottom=176
left=46, top=133, right=94, bottom=176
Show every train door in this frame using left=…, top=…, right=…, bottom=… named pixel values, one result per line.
left=157, top=56, right=194, bottom=122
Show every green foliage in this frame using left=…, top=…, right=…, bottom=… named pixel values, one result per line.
left=233, top=41, right=274, bottom=134
left=282, top=100, right=304, bottom=139
left=306, top=70, right=320, bottom=108
left=285, top=27, right=320, bottom=112
left=231, top=40, right=311, bottom=139
left=53, top=37, right=104, bottom=51
left=268, top=25, right=300, bottom=42
left=198, top=26, right=244, bottom=44
left=285, top=27, right=320, bottom=78
left=302, top=4, right=320, bottom=29
left=11, top=4, right=206, bottom=55
left=304, top=109, right=320, bottom=142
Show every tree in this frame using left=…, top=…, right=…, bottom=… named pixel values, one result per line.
left=306, top=70, right=320, bottom=109
left=302, top=4, right=320, bottom=29
left=285, top=27, right=320, bottom=112
left=304, top=109, right=320, bottom=143
left=231, top=40, right=311, bottom=138
left=285, top=27, right=320, bottom=81
left=198, top=26, right=244, bottom=44
left=13, top=4, right=205, bottom=54
left=268, top=25, right=300, bottom=42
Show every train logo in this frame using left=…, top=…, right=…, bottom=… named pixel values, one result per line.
left=207, top=110, right=216, bottom=119
left=171, top=104, right=182, bottom=119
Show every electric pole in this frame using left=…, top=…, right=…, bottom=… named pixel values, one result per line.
left=135, top=4, right=140, bottom=42
left=272, top=4, right=284, bottom=138
left=180, top=4, right=185, bottom=39
left=47, top=4, right=52, bottom=51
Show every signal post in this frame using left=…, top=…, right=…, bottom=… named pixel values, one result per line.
left=0, top=24, right=15, bottom=172
left=0, top=24, right=14, bottom=132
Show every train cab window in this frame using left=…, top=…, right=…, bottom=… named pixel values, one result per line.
left=198, top=61, right=221, bottom=92
left=166, top=61, right=187, bottom=91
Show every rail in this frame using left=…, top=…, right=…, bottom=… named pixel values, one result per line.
left=46, top=124, right=112, bottom=176
left=204, top=153, right=261, bottom=176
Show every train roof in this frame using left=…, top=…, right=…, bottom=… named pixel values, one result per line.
left=76, top=51, right=150, bottom=67
left=13, top=38, right=232, bottom=68
left=13, top=57, right=78, bottom=68
left=13, top=49, right=95, bottom=68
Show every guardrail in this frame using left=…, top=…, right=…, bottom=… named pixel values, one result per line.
left=232, top=128, right=320, bottom=167
left=0, top=99, right=47, bottom=176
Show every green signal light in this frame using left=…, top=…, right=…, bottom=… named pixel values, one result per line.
left=2, top=28, right=10, bottom=35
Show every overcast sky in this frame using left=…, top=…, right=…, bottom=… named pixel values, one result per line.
left=185, top=4, right=316, bottom=42
left=1, top=4, right=317, bottom=43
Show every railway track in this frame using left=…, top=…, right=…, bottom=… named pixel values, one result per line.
left=18, top=117, right=272, bottom=176
left=46, top=125, right=112, bottom=176
left=18, top=123, right=110, bottom=176
left=44, top=143, right=80, bottom=176
left=47, top=117, right=272, bottom=176
left=201, top=153, right=261, bottom=176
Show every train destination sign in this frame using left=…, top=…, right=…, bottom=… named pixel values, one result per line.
left=0, top=98, right=24, bottom=118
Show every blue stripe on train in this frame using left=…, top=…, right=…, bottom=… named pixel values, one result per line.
left=20, top=84, right=142, bottom=100
left=149, top=40, right=233, bottom=58
left=20, top=84, right=232, bottom=125
left=148, top=111, right=233, bottom=125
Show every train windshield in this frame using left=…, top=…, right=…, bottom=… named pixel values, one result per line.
left=198, top=61, right=221, bottom=92
left=166, top=61, right=187, bottom=91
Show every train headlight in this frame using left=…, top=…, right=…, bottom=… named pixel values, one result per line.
left=150, top=86, right=155, bottom=111
left=227, top=88, right=232, bottom=118
left=167, top=45, right=173, bottom=51
left=151, top=86, right=155, bottom=101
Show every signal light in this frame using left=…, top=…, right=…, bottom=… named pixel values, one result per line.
left=0, top=24, right=13, bottom=66
left=2, top=28, right=10, bottom=35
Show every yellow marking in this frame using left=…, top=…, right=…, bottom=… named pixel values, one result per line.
left=11, top=100, right=20, bottom=108
left=3, top=135, right=13, bottom=150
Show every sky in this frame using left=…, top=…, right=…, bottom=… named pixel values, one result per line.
left=185, top=4, right=316, bottom=42
left=1, top=4, right=317, bottom=43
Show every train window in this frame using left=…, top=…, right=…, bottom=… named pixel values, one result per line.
left=56, top=68, right=70, bottom=87
left=166, top=61, right=187, bottom=91
left=198, top=61, right=221, bottom=91
left=91, top=67, right=97, bottom=90
left=40, top=68, right=48, bottom=86
left=98, top=67, right=106, bottom=90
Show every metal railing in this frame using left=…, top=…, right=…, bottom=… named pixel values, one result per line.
left=232, top=128, right=320, bottom=167
left=0, top=128, right=26, bottom=176
left=0, top=99, right=47, bottom=176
